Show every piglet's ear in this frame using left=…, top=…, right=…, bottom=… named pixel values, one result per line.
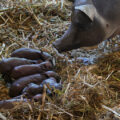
left=75, top=4, right=96, bottom=21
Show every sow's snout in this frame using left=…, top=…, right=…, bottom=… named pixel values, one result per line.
left=53, top=24, right=81, bottom=53
left=53, top=0, right=120, bottom=53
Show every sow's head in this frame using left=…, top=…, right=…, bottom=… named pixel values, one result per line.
left=53, top=0, right=120, bottom=53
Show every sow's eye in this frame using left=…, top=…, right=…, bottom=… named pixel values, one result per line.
left=71, top=9, right=92, bottom=29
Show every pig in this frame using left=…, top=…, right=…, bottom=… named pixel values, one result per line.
left=53, top=0, right=120, bottom=52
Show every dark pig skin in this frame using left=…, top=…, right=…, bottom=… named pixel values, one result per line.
left=0, top=99, right=27, bottom=110
left=33, top=94, right=42, bottom=102
left=22, top=83, right=43, bottom=97
left=44, top=71, right=61, bottom=83
left=22, top=76, right=61, bottom=98
left=0, top=57, right=37, bottom=74
left=11, top=48, right=52, bottom=61
left=9, top=74, right=47, bottom=97
left=11, top=61, right=53, bottom=79
left=53, top=0, right=120, bottom=52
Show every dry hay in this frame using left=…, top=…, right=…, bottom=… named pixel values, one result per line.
left=0, top=0, right=120, bottom=120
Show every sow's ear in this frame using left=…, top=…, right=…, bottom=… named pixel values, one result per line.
left=75, top=4, right=96, bottom=21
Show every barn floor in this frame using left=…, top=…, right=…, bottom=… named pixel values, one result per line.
left=0, top=0, right=120, bottom=120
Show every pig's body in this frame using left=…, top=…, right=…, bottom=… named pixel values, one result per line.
left=53, top=0, right=120, bottom=52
